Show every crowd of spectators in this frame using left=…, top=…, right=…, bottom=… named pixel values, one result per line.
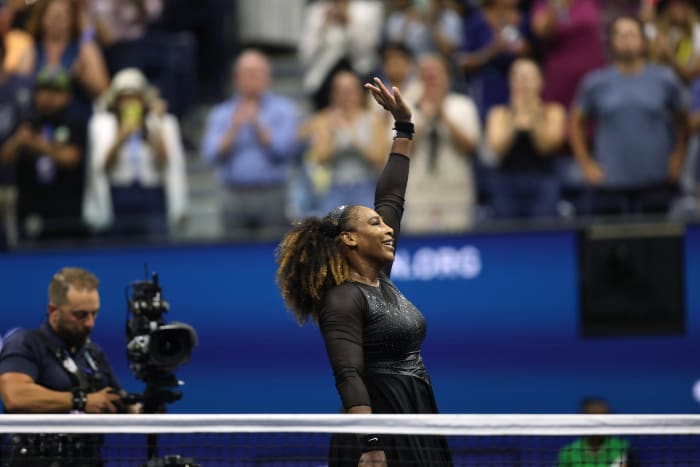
left=0, top=0, right=699, bottom=248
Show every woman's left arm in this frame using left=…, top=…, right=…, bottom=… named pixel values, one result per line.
left=75, top=41, right=110, bottom=97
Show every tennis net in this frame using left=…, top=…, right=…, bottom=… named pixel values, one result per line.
left=0, top=413, right=699, bottom=466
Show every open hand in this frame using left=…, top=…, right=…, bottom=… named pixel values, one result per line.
left=365, top=77, right=412, bottom=123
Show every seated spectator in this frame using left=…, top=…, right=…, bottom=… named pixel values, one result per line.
left=300, top=70, right=390, bottom=215
left=531, top=0, right=607, bottom=109
left=0, top=37, right=32, bottom=248
left=0, top=0, right=35, bottom=75
left=88, top=0, right=196, bottom=118
left=648, top=0, right=700, bottom=84
left=298, top=0, right=384, bottom=111
left=83, top=68, right=187, bottom=239
left=571, top=16, right=688, bottom=216
left=403, top=54, right=481, bottom=233
left=201, top=49, right=299, bottom=240
left=486, top=58, right=565, bottom=219
left=382, top=0, right=464, bottom=58
left=557, top=398, right=633, bottom=467
left=0, top=68, right=86, bottom=241
left=458, top=0, right=531, bottom=122
left=25, top=0, right=110, bottom=123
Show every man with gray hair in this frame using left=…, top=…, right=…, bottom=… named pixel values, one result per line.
left=0, top=267, right=128, bottom=466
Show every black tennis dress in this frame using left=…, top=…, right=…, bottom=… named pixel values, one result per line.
left=319, top=153, right=453, bottom=466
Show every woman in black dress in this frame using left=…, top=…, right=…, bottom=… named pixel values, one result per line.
left=276, top=78, right=452, bottom=467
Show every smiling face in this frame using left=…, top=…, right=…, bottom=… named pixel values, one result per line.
left=339, top=206, right=396, bottom=265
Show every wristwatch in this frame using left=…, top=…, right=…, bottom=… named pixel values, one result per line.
left=71, top=388, right=87, bottom=412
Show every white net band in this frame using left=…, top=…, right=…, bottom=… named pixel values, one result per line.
left=1, top=414, right=699, bottom=435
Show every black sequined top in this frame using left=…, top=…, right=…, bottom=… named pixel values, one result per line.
left=318, top=153, right=430, bottom=410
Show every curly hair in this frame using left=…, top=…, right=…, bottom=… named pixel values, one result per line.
left=275, top=206, right=359, bottom=324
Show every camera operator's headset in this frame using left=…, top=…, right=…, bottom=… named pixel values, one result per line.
left=30, top=329, right=105, bottom=412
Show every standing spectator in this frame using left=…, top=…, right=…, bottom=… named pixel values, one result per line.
left=25, top=0, right=110, bottom=122
left=298, top=0, right=384, bottom=111
left=571, top=16, right=688, bottom=216
left=458, top=0, right=531, bottom=122
left=382, top=0, right=464, bottom=58
left=0, top=68, right=86, bottom=241
left=87, top=0, right=197, bottom=118
left=404, top=54, right=481, bottom=233
left=531, top=0, right=607, bottom=109
left=83, top=68, right=188, bottom=239
left=0, top=38, right=32, bottom=248
left=201, top=49, right=300, bottom=239
left=648, top=0, right=700, bottom=84
left=486, top=58, right=566, bottom=219
left=300, top=70, right=390, bottom=215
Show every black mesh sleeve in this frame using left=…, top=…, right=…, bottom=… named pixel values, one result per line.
left=374, top=152, right=409, bottom=276
left=318, top=284, right=371, bottom=410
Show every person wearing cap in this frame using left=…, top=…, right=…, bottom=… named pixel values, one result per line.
left=83, top=67, right=187, bottom=239
left=0, top=66, right=87, bottom=241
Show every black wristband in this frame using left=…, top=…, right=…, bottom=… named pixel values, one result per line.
left=393, top=121, right=414, bottom=133
left=71, top=388, right=87, bottom=412
left=360, top=434, right=383, bottom=453
left=393, top=121, right=414, bottom=140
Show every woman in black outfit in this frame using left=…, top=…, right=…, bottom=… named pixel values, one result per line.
left=276, top=78, right=452, bottom=467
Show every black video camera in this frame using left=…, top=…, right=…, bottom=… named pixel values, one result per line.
left=125, top=272, right=197, bottom=411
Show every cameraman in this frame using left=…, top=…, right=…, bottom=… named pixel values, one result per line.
left=0, top=267, right=138, bottom=466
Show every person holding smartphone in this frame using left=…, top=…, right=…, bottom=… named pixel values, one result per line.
left=83, top=67, right=188, bottom=239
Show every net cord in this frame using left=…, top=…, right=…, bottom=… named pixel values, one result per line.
left=0, top=414, right=699, bottom=436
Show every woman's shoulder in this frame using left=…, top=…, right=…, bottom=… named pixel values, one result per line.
left=325, top=282, right=365, bottom=301
left=319, top=282, right=368, bottom=319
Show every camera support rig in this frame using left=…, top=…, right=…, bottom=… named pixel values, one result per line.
left=124, top=271, right=198, bottom=462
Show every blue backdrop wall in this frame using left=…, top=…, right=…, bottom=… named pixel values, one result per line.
left=1, top=226, right=698, bottom=414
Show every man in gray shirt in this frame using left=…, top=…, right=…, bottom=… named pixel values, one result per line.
left=571, top=15, right=688, bottom=215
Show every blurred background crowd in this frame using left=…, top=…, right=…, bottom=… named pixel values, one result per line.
left=0, top=0, right=699, bottom=249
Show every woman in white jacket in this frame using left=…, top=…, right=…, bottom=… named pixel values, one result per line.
left=83, top=68, right=187, bottom=238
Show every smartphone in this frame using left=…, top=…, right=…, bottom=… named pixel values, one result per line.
left=121, top=100, right=143, bottom=127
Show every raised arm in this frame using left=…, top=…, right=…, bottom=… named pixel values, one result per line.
left=364, top=77, right=413, bottom=243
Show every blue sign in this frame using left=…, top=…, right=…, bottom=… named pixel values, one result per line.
left=0, top=226, right=698, bottom=414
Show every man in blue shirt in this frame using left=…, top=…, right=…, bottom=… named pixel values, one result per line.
left=0, top=267, right=126, bottom=466
left=570, top=15, right=688, bottom=216
left=201, top=48, right=300, bottom=239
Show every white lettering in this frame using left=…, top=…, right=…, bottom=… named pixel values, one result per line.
left=393, top=246, right=482, bottom=281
